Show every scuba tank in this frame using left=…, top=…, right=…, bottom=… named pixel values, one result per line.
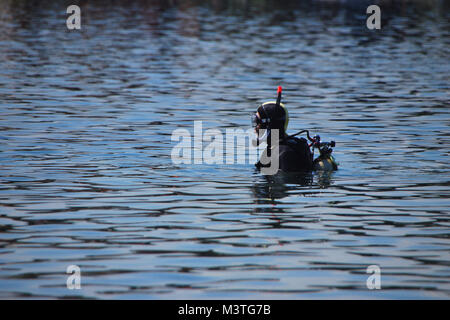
left=284, top=130, right=338, bottom=171
left=310, top=135, right=338, bottom=171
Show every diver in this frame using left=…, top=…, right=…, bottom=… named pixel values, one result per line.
left=252, top=86, right=338, bottom=173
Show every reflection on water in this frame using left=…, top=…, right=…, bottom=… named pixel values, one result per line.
left=251, top=171, right=325, bottom=202
left=0, top=0, right=449, bottom=299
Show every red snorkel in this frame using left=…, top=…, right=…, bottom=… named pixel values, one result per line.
left=276, top=86, right=282, bottom=106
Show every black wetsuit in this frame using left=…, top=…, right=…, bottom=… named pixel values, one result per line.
left=256, top=136, right=313, bottom=173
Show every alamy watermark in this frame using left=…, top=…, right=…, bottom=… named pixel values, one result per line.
left=65, top=4, right=379, bottom=31
left=66, top=265, right=81, bottom=290
left=171, top=121, right=279, bottom=175
left=366, top=5, right=381, bottom=30
left=366, top=265, right=381, bottom=289
left=66, top=5, right=81, bottom=30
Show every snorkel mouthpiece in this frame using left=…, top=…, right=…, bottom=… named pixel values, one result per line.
left=252, top=128, right=269, bottom=147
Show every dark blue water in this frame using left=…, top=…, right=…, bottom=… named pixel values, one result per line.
left=0, top=0, right=449, bottom=299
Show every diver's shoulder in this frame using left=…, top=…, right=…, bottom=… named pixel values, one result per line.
left=282, top=136, right=308, bottom=146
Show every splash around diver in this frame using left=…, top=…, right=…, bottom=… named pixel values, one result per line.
left=251, top=86, right=338, bottom=174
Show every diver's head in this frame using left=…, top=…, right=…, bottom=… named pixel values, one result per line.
left=252, top=86, right=289, bottom=139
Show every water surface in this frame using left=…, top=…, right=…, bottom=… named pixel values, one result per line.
left=0, top=0, right=449, bottom=299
